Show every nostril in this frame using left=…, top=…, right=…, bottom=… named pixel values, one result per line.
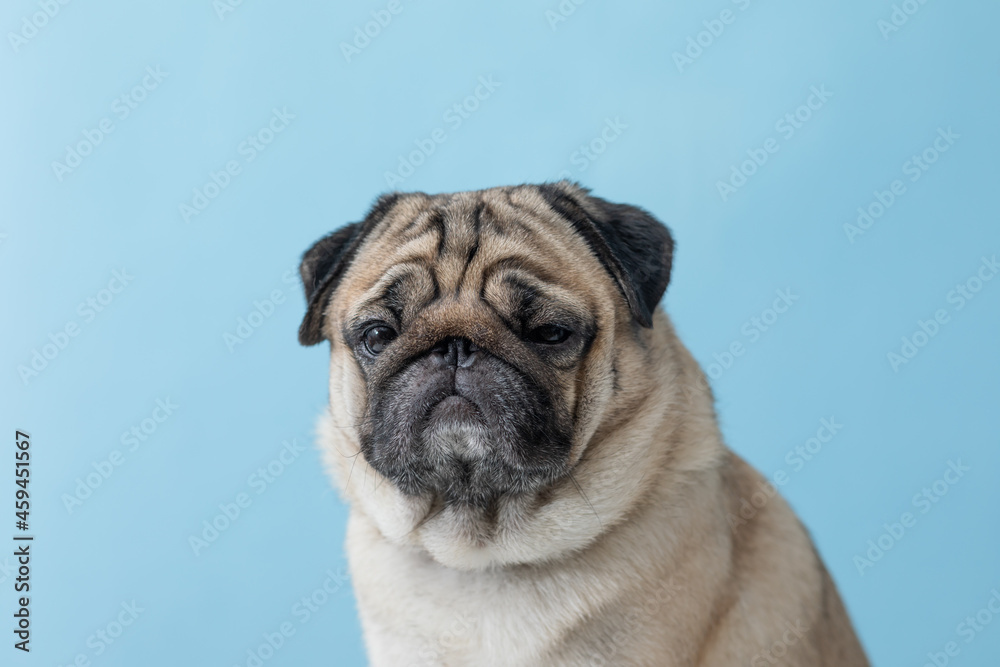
left=456, top=339, right=477, bottom=368
left=429, top=337, right=479, bottom=368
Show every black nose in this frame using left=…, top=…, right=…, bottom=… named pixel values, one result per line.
left=429, top=337, right=479, bottom=369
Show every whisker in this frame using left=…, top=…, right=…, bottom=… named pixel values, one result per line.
left=568, top=470, right=602, bottom=531
left=408, top=501, right=448, bottom=537
left=345, top=450, right=361, bottom=489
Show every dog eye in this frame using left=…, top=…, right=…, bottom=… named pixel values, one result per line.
left=526, top=325, right=572, bottom=345
left=363, top=325, right=397, bottom=355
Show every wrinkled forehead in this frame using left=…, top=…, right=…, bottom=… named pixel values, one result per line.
left=334, top=187, right=613, bottom=319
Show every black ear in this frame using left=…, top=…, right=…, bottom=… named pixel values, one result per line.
left=298, top=194, right=401, bottom=345
left=538, top=182, right=674, bottom=327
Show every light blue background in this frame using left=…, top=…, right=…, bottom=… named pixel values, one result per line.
left=2, top=0, right=998, bottom=665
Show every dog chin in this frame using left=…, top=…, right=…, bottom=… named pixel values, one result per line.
left=423, top=397, right=491, bottom=462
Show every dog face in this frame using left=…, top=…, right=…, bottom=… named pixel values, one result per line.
left=299, top=182, right=674, bottom=557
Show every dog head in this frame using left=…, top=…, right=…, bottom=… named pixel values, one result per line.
left=300, top=182, right=693, bottom=568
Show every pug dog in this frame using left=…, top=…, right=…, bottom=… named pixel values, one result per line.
left=298, top=182, right=868, bottom=666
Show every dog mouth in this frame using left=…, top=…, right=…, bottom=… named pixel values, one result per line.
left=359, top=349, right=573, bottom=504
left=422, top=394, right=492, bottom=464
left=428, top=394, right=480, bottom=425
